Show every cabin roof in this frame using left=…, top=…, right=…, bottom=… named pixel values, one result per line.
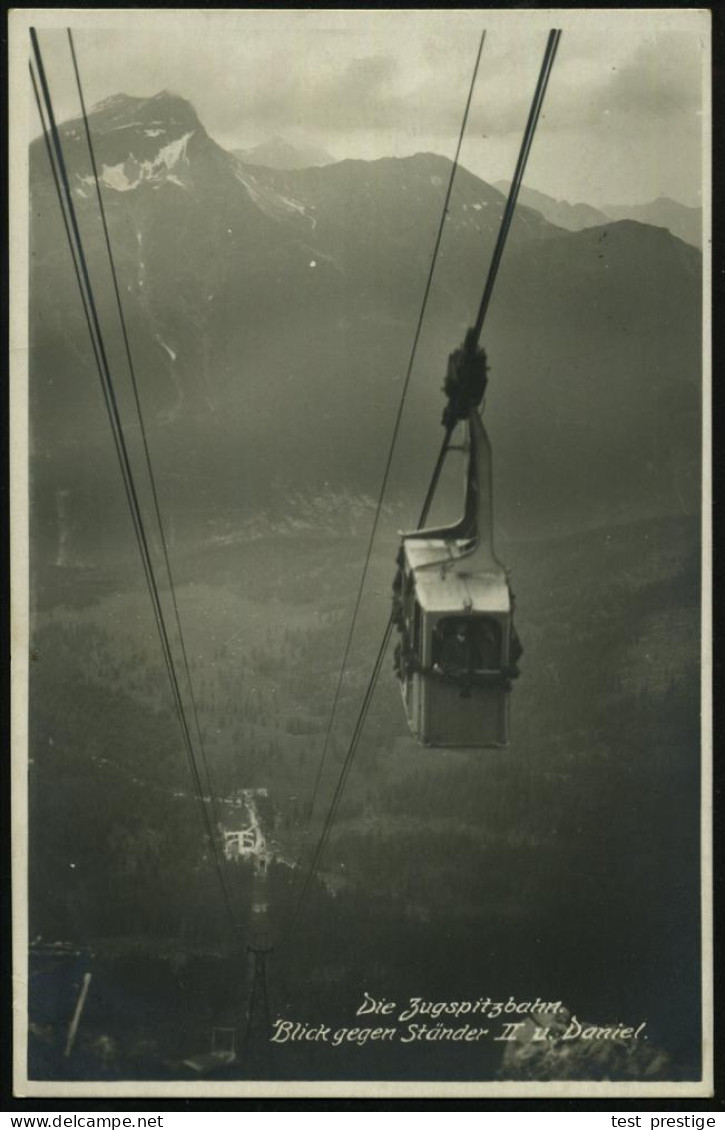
left=404, top=538, right=511, bottom=614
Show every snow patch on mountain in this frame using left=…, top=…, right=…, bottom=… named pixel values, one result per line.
left=85, top=131, right=195, bottom=193
left=278, top=192, right=317, bottom=229
left=234, top=164, right=315, bottom=229
left=93, top=164, right=132, bottom=192
left=156, top=336, right=177, bottom=361
left=156, top=132, right=194, bottom=168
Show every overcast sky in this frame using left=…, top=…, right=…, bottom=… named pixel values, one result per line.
left=22, top=9, right=709, bottom=208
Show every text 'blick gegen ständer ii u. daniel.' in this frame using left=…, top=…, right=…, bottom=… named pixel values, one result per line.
left=269, top=992, right=649, bottom=1047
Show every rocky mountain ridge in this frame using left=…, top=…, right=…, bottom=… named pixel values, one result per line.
left=29, top=91, right=701, bottom=561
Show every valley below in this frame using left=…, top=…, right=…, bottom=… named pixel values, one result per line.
left=27, top=510, right=702, bottom=1081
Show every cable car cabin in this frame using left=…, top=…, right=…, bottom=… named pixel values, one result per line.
left=396, top=545, right=513, bottom=747
left=393, top=407, right=520, bottom=748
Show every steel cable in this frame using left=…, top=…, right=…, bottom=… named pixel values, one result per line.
left=30, top=32, right=239, bottom=936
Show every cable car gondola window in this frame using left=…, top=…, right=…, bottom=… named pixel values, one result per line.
left=432, top=616, right=502, bottom=674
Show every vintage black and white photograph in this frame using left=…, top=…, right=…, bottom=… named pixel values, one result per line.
left=10, top=8, right=712, bottom=1097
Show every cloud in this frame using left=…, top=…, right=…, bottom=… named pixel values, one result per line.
left=50, top=18, right=704, bottom=152
left=202, top=52, right=408, bottom=139
left=531, top=30, right=704, bottom=133
left=604, top=33, right=703, bottom=117
left=413, top=29, right=706, bottom=141
left=40, top=14, right=706, bottom=207
left=343, top=54, right=398, bottom=99
left=293, top=53, right=407, bottom=131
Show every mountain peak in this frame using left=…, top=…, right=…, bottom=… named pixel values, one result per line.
left=147, top=88, right=194, bottom=110
left=602, top=197, right=702, bottom=248
left=90, top=92, right=143, bottom=113
left=32, top=89, right=217, bottom=196
left=235, top=135, right=335, bottom=170
left=83, top=89, right=203, bottom=139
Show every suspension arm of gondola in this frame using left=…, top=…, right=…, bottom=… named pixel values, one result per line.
left=418, top=425, right=455, bottom=528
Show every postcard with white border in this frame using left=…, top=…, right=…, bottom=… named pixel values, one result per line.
left=9, top=7, right=713, bottom=1098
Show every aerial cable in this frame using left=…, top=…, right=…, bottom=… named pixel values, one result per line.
left=28, top=63, right=208, bottom=860
left=30, top=60, right=173, bottom=700
left=284, top=28, right=562, bottom=939
left=284, top=460, right=435, bottom=937
left=283, top=618, right=394, bottom=937
left=418, top=29, right=562, bottom=520
left=30, top=37, right=236, bottom=932
left=397, top=29, right=562, bottom=546
left=66, top=28, right=225, bottom=841
left=29, top=31, right=239, bottom=935
left=472, top=28, right=561, bottom=345
left=283, top=28, right=487, bottom=940
left=303, top=27, right=487, bottom=826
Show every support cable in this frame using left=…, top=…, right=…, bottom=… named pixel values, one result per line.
left=283, top=28, right=562, bottom=941
left=30, top=62, right=173, bottom=729
left=66, top=29, right=224, bottom=838
left=283, top=618, right=394, bottom=937
left=304, top=28, right=487, bottom=825
left=29, top=32, right=238, bottom=935
left=472, top=28, right=561, bottom=346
